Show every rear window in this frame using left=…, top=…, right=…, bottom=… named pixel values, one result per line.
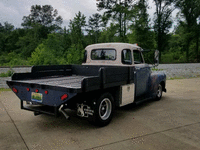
left=91, top=49, right=116, bottom=60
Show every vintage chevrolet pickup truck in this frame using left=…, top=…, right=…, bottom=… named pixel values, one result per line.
left=7, top=43, right=166, bottom=126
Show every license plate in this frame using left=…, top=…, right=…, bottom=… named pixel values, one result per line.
left=31, top=92, right=43, bottom=102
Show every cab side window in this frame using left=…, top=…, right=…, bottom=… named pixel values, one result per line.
left=133, top=50, right=144, bottom=64
left=122, top=49, right=132, bottom=65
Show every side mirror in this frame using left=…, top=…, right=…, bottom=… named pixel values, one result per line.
left=154, top=50, right=159, bottom=66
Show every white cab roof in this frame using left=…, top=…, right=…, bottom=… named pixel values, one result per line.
left=85, top=43, right=141, bottom=51
left=84, top=43, right=143, bottom=66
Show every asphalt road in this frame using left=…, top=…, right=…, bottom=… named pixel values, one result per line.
left=0, top=78, right=200, bottom=150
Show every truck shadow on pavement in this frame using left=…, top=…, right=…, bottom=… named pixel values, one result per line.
left=32, top=97, right=168, bottom=130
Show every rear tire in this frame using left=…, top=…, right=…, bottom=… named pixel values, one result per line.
left=92, top=93, right=114, bottom=126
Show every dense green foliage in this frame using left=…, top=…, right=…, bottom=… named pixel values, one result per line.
left=0, top=2, right=200, bottom=67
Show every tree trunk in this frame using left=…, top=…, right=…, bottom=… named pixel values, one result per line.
left=119, top=12, right=122, bottom=41
left=196, top=34, right=199, bottom=62
left=186, top=40, right=190, bottom=62
left=157, top=33, right=162, bottom=63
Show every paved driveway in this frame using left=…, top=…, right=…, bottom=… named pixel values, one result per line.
left=0, top=78, right=200, bottom=150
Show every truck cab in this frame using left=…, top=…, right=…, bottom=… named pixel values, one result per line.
left=83, top=43, right=166, bottom=101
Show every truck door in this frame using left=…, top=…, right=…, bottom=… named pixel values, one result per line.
left=133, top=50, right=150, bottom=99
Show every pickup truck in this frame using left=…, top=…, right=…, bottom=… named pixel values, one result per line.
left=7, top=43, right=166, bottom=126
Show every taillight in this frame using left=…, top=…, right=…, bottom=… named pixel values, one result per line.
left=45, top=90, right=48, bottom=94
left=35, top=89, right=39, bottom=93
left=12, top=87, right=18, bottom=93
left=61, top=94, right=68, bottom=101
left=26, top=88, right=30, bottom=92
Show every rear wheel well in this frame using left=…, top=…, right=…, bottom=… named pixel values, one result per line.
left=87, top=87, right=120, bottom=107
left=67, top=86, right=121, bottom=110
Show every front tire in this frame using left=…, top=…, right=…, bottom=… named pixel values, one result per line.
left=92, top=93, right=114, bottom=126
left=155, top=83, right=162, bottom=100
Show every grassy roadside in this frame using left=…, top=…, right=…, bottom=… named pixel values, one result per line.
left=0, top=70, right=14, bottom=77
left=167, top=75, right=200, bottom=80
left=0, top=88, right=11, bottom=94
left=151, top=68, right=164, bottom=71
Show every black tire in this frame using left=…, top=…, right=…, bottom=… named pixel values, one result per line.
left=92, top=93, right=114, bottom=126
left=155, top=83, right=162, bottom=101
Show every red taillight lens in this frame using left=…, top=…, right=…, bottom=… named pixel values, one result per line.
left=12, top=87, right=18, bottom=93
left=61, top=94, right=68, bottom=101
left=35, top=89, right=39, bottom=93
left=45, top=90, right=48, bottom=94
left=26, top=88, right=30, bottom=92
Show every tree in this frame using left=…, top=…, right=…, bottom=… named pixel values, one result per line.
left=4, top=28, right=26, bottom=53
left=96, top=0, right=135, bottom=42
left=175, top=0, right=200, bottom=62
left=18, top=5, right=63, bottom=59
left=66, top=44, right=85, bottom=64
left=29, top=33, right=66, bottom=65
left=98, top=23, right=119, bottom=43
left=0, top=23, right=3, bottom=32
left=69, top=11, right=86, bottom=46
left=0, top=22, right=14, bottom=53
left=87, top=13, right=102, bottom=43
left=129, top=0, right=155, bottom=49
left=22, top=5, right=63, bottom=32
left=68, top=11, right=86, bottom=64
left=153, top=0, right=175, bottom=62
left=62, top=26, right=71, bottom=50
left=16, top=28, right=42, bottom=58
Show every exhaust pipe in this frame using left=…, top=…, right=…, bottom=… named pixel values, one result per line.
left=59, top=105, right=70, bottom=120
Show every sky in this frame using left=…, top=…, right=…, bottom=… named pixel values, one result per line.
left=0, top=0, right=99, bottom=28
left=0, top=0, right=178, bottom=30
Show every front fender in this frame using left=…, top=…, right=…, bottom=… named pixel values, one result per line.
left=150, top=72, right=166, bottom=97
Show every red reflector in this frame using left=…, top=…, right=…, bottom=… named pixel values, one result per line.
left=61, top=94, right=68, bottom=101
left=12, top=87, right=18, bottom=93
left=45, top=90, right=48, bottom=94
left=35, top=89, right=39, bottom=93
left=26, top=88, right=30, bottom=92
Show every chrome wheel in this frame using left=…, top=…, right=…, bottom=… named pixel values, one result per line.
left=157, top=84, right=162, bottom=98
left=155, top=84, right=162, bottom=100
left=92, top=93, right=114, bottom=126
left=99, top=98, right=112, bottom=120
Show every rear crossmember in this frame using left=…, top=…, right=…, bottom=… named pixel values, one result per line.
left=21, top=100, right=70, bottom=119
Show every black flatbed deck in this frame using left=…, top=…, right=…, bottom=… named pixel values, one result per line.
left=7, top=65, right=135, bottom=93
left=13, top=75, right=92, bottom=89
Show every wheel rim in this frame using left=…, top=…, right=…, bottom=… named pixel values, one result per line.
left=99, top=98, right=112, bottom=120
left=157, top=84, right=162, bottom=98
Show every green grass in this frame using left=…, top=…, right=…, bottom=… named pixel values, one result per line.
left=0, top=70, right=14, bottom=77
left=167, top=76, right=184, bottom=80
left=151, top=68, right=164, bottom=71
left=167, top=76, right=200, bottom=80
left=0, top=88, right=11, bottom=92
